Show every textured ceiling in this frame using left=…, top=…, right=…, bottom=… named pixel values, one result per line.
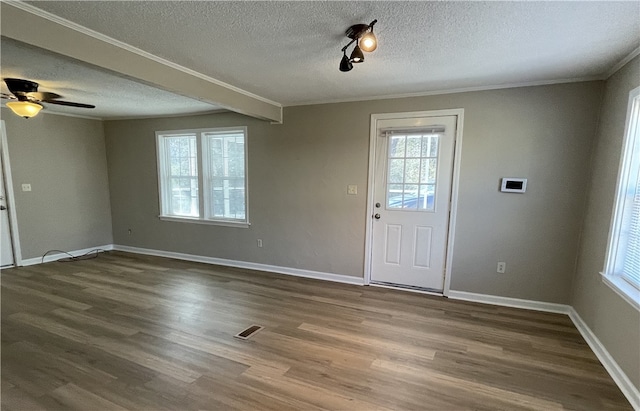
left=0, top=37, right=222, bottom=119
left=4, top=1, right=640, bottom=118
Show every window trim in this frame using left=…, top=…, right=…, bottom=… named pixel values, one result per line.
left=602, top=85, right=640, bottom=311
left=155, top=127, right=250, bottom=228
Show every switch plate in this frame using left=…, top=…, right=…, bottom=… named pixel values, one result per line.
left=347, top=185, right=357, bottom=195
left=21, top=184, right=31, bottom=192
left=497, top=262, right=506, bottom=273
left=257, top=239, right=263, bottom=248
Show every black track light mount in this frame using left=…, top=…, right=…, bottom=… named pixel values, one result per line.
left=339, top=19, right=378, bottom=72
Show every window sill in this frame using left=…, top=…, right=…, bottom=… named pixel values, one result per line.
left=600, top=272, right=640, bottom=312
left=159, top=215, right=250, bottom=228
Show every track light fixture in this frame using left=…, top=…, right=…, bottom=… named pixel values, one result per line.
left=339, top=19, right=377, bottom=72
left=339, top=50, right=353, bottom=72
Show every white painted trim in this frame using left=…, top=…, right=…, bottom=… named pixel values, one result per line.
left=364, top=115, right=378, bottom=286
left=158, top=216, right=250, bottom=228
left=364, top=109, right=464, bottom=295
left=288, top=77, right=602, bottom=107
left=568, top=307, right=640, bottom=411
left=605, top=46, right=640, bottom=80
left=0, top=121, right=22, bottom=266
left=112, top=244, right=364, bottom=286
left=36, top=108, right=229, bottom=122
left=20, top=244, right=114, bottom=266
left=443, top=110, right=464, bottom=297
left=6, top=1, right=282, bottom=109
left=447, top=290, right=570, bottom=314
left=601, top=272, right=640, bottom=312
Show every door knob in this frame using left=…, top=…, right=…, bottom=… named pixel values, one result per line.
left=374, top=213, right=381, bottom=219
left=0, top=205, right=6, bottom=211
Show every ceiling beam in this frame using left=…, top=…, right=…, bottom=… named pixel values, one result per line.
left=0, top=2, right=283, bottom=123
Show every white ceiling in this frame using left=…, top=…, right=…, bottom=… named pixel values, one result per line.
left=3, top=1, right=640, bottom=119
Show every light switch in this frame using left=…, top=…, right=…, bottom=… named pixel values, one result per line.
left=21, top=183, right=31, bottom=192
left=347, top=185, right=357, bottom=195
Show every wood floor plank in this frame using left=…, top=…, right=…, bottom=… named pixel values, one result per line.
left=1, top=251, right=632, bottom=410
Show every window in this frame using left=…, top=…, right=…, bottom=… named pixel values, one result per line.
left=156, top=127, right=248, bottom=227
left=385, top=129, right=442, bottom=211
left=603, top=86, right=640, bottom=310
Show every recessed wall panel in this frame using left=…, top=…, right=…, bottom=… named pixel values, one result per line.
left=414, top=226, right=432, bottom=268
left=385, top=224, right=402, bottom=265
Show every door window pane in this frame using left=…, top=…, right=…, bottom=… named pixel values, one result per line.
left=422, top=135, right=439, bottom=157
left=406, top=135, right=422, bottom=157
left=386, top=133, right=440, bottom=211
left=389, top=136, right=406, bottom=157
left=388, top=159, right=405, bottom=183
left=404, top=159, right=421, bottom=184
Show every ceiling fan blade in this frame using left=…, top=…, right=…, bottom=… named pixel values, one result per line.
left=29, top=92, right=62, bottom=101
left=1, top=93, right=17, bottom=100
left=43, top=100, right=95, bottom=109
left=4, top=78, right=38, bottom=94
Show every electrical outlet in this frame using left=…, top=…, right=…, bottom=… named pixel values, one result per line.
left=497, top=262, right=506, bottom=273
left=21, top=183, right=31, bottom=192
left=347, top=185, right=357, bottom=195
left=257, top=239, right=263, bottom=248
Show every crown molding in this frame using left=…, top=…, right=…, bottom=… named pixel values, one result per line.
left=286, top=76, right=603, bottom=107
left=605, top=46, right=640, bottom=80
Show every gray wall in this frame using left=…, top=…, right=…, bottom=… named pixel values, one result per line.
left=571, top=56, right=640, bottom=390
left=105, top=81, right=603, bottom=304
left=2, top=109, right=113, bottom=260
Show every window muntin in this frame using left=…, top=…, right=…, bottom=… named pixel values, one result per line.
left=386, top=132, right=440, bottom=211
left=157, top=127, right=248, bottom=226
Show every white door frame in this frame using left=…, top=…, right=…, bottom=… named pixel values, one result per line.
left=0, top=120, right=22, bottom=266
left=364, top=109, right=464, bottom=296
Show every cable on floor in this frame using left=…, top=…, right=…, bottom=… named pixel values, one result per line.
left=41, top=248, right=106, bottom=264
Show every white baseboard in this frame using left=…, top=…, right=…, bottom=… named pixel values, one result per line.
left=112, top=244, right=364, bottom=286
left=448, top=290, right=638, bottom=409
left=19, top=244, right=114, bottom=266
left=447, top=290, right=571, bottom=314
left=568, top=307, right=640, bottom=410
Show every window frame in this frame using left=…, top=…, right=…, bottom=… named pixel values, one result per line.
left=156, top=127, right=250, bottom=228
left=602, top=85, right=640, bottom=311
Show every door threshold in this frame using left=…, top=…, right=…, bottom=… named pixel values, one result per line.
left=370, top=281, right=444, bottom=296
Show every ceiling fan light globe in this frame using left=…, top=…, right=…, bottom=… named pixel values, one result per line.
left=360, top=32, right=377, bottom=52
left=6, top=101, right=43, bottom=118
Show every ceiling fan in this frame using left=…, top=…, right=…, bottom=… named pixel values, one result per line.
left=1, top=78, right=95, bottom=118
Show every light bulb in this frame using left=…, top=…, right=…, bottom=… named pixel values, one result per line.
left=360, top=31, right=377, bottom=52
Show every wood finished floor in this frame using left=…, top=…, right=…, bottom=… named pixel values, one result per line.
left=0, top=251, right=632, bottom=410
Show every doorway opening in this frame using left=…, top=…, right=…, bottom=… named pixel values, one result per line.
left=364, top=110, right=464, bottom=295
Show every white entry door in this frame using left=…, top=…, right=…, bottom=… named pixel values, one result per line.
left=0, top=160, right=14, bottom=267
left=370, top=115, right=457, bottom=291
